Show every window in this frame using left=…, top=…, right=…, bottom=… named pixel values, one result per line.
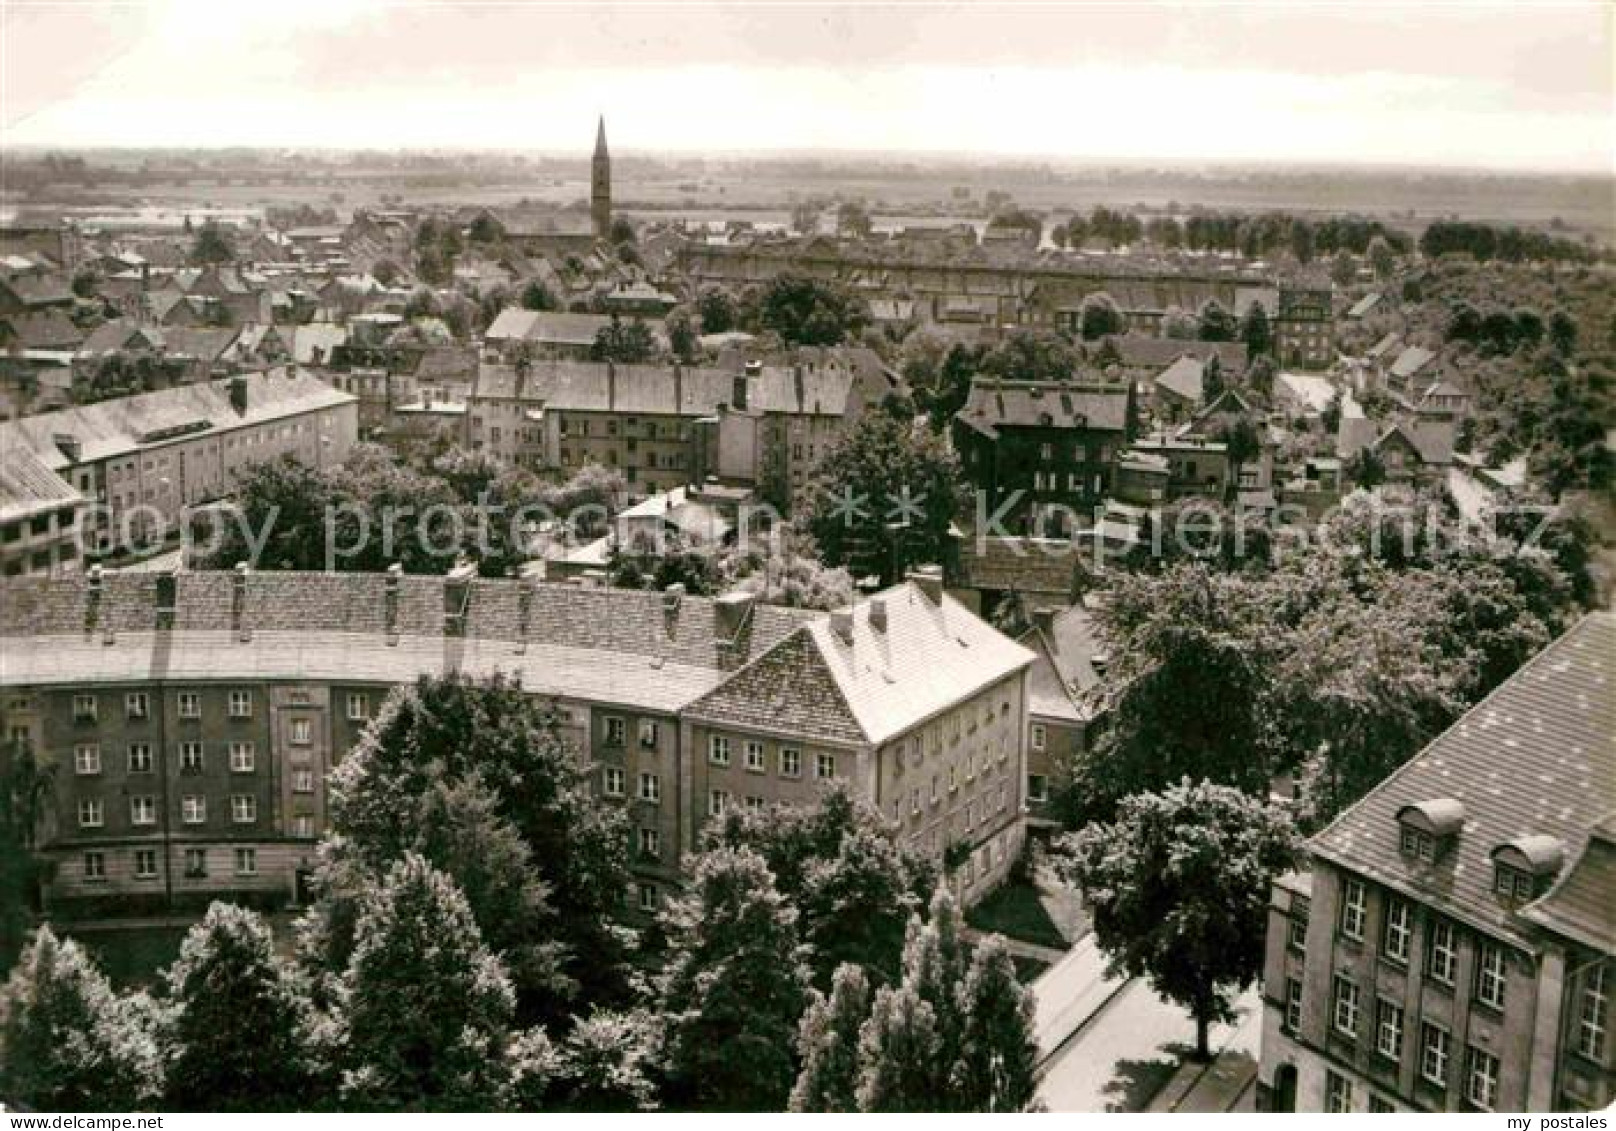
left=816, top=753, right=836, bottom=779
left=780, top=748, right=801, bottom=777
left=1325, top=1070, right=1353, bottom=1113
left=127, top=743, right=153, bottom=773
left=1030, top=723, right=1046, bottom=751
left=78, top=799, right=103, bottom=828
left=289, top=718, right=312, bottom=745
left=235, top=848, right=257, bottom=876
left=1369, top=1095, right=1395, bottom=1113
left=1333, top=976, right=1360, bottom=1037
left=1427, top=919, right=1458, bottom=986
left=744, top=740, right=765, bottom=772
left=1400, top=825, right=1437, bottom=863
left=1289, top=896, right=1311, bottom=950
left=231, top=795, right=257, bottom=824
left=346, top=693, right=369, bottom=721
left=1375, top=999, right=1404, bottom=1060
left=83, top=851, right=105, bottom=881
left=1027, top=774, right=1048, bottom=803
left=1340, top=878, right=1367, bottom=940
left=292, top=769, right=315, bottom=794
left=637, top=882, right=658, bottom=912
left=1420, top=1022, right=1450, bottom=1087
left=1578, top=964, right=1608, bottom=1061
left=638, top=827, right=660, bottom=858
left=603, top=767, right=625, bottom=798
left=1475, top=943, right=1507, bottom=1010
left=74, top=743, right=101, bottom=775
left=1284, top=977, right=1303, bottom=1031
left=639, top=720, right=659, bottom=748
left=130, top=796, right=156, bottom=825
left=604, top=716, right=625, bottom=746
left=1384, top=898, right=1411, bottom=964
left=1493, top=862, right=1535, bottom=903
left=229, top=742, right=255, bottom=772
left=73, top=693, right=97, bottom=721
left=184, top=848, right=208, bottom=877
left=177, top=692, right=201, bottom=719
left=181, top=795, right=206, bottom=824
left=125, top=692, right=149, bottom=719
left=708, top=789, right=729, bottom=817
left=1465, top=1046, right=1499, bottom=1110
left=639, top=772, right=660, bottom=803
left=134, top=849, right=158, bottom=879
left=228, top=690, right=252, bottom=718
left=708, top=735, right=730, bottom=766
left=179, top=741, right=204, bottom=772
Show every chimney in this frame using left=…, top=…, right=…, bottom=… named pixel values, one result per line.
left=1031, top=606, right=1055, bottom=635
left=515, top=576, right=536, bottom=654
left=673, top=362, right=683, bottom=412
left=714, top=590, right=756, bottom=641
left=232, top=562, right=251, bottom=641
left=732, top=373, right=748, bottom=412
left=1091, top=650, right=1110, bottom=677
left=830, top=607, right=855, bottom=644
left=908, top=564, right=944, bottom=604
left=53, top=433, right=82, bottom=464
left=869, top=596, right=887, bottom=632
left=663, top=581, right=685, bottom=613
left=384, top=563, right=403, bottom=645
left=607, top=361, right=616, bottom=411
left=155, top=571, right=177, bottom=631
left=229, top=373, right=249, bottom=414
left=85, top=563, right=103, bottom=637
left=444, top=561, right=475, bottom=636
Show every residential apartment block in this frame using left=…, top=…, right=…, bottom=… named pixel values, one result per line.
left=1258, top=612, right=1616, bottom=1113
left=0, top=565, right=1033, bottom=919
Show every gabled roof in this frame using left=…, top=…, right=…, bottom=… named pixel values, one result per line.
left=1, top=310, right=83, bottom=350
left=1346, top=292, right=1382, bottom=319
left=1310, top=612, right=1616, bottom=951
left=956, top=378, right=1131, bottom=438
left=1095, top=334, right=1248, bottom=374
left=1018, top=604, right=1104, bottom=723
left=1366, top=331, right=1400, bottom=360
left=1154, top=355, right=1204, bottom=402
left=1389, top=345, right=1436, bottom=379
left=0, top=443, right=83, bottom=524
left=1519, top=816, right=1616, bottom=953
left=0, top=275, right=74, bottom=307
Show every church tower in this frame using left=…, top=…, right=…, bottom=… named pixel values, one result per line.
left=591, top=116, right=612, bottom=240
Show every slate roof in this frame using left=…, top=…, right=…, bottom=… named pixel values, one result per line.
left=1094, top=335, right=1249, bottom=373
left=1519, top=815, right=1616, bottom=952
left=1310, top=612, right=1616, bottom=952
left=0, top=444, right=83, bottom=524
left=956, top=378, right=1131, bottom=438
left=1018, top=603, right=1103, bottom=724
left=1154, top=355, right=1203, bottom=403
left=954, top=536, right=1086, bottom=597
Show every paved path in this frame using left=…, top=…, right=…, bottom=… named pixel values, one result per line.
left=1029, top=933, right=1128, bottom=1060
left=962, top=926, right=1067, bottom=965
left=1144, top=988, right=1262, bottom=1113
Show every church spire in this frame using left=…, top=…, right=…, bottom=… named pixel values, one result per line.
left=591, top=115, right=612, bottom=240
left=595, top=114, right=608, bottom=158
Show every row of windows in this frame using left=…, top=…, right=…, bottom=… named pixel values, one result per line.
left=75, top=741, right=259, bottom=775
left=707, top=737, right=833, bottom=780
left=82, top=847, right=258, bottom=880
left=78, top=794, right=259, bottom=828
left=71, top=691, right=370, bottom=722
left=895, top=780, right=1012, bottom=830
left=1339, top=879, right=1507, bottom=1006
left=1324, top=989, right=1501, bottom=1109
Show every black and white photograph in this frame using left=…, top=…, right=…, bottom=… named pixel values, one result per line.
left=0, top=0, right=1611, bottom=1118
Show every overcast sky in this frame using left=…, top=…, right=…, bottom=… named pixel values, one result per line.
left=3, top=2, right=1611, bottom=172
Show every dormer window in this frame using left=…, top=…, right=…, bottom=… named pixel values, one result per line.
left=1489, top=835, right=1565, bottom=907
left=1396, top=799, right=1464, bottom=865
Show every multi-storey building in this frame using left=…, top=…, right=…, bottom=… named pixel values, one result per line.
left=953, top=377, right=1136, bottom=536
left=0, top=368, right=356, bottom=558
left=1015, top=604, right=1106, bottom=832
left=1258, top=612, right=1616, bottom=1113
left=1, top=444, right=84, bottom=577
left=1275, top=285, right=1334, bottom=369
left=0, top=565, right=1033, bottom=918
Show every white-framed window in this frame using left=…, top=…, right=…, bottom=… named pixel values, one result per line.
left=604, top=716, right=625, bottom=746
left=639, top=719, right=659, bottom=749
left=292, top=769, right=315, bottom=794
left=229, top=741, right=255, bottom=772
left=1579, top=963, right=1609, bottom=1061
left=603, top=767, right=625, bottom=797
left=1325, top=1071, right=1353, bottom=1113
left=780, top=748, right=801, bottom=777
left=127, top=743, right=153, bottom=773
left=77, top=798, right=103, bottom=828
left=125, top=692, right=149, bottom=719
left=346, top=693, right=369, bottom=721
left=744, top=740, right=765, bottom=772
left=1333, top=975, right=1360, bottom=1037
left=134, top=849, right=157, bottom=879
left=292, top=815, right=315, bottom=838
left=1475, top=943, right=1507, bottom=1010
left=289, top=718, right=312, bottom=745
left=72, top=693, right=97, bottom=721
left=184, top=848, right=207, bottom=877
left=1030, top=723, right=1046, bottom=751
left=177, top=691, right=201, bottom=719
left=1427, top=919, right=1458, bottom=985
left=741, top=795, right=762, bottom=810
left=709, top=735, right=731, bottom=766
left=130, top=796, right=156, bottom=826
left=1465, top=1046, right=1498, bottom=1110
left=1420, top=1022, right=1450, bottom=1087
left=708, top=789, right=729, bottom=817
left=235, top=847, right=257, bottom=876
left=1027, top=774, right=1048, bottom=803
left=228, top=690, right=252, bottom=718
left=1284, top=977, right=1303, bottom=1031
left=637, top=882, right=658, bottom=912
left=231, top=795, right=257, bottom=823
left=1376, top=999, right=1404, bottom=1060
left=1384, top=897, right=1411, bottom=963
left=1494, top=862, right=1535, bottom=902
left=83, top=851, right=106, bottom=880
left=178, top=741, right=204, bottom=772
left=639, top=772, right=660, bottom=803
left=181, top=795, right=206, bottom=824
left=910, top=787, right=921, bottom=816
left=638, top=827, right=660, bottom=858
left=1340, top=878, right=1367, bottom=940
left=74, top=743, right=101, bottom=775
left=816, top=753, right=837, bottom=779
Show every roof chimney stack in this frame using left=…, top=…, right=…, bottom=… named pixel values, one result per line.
left=444, top=561, right=475, bottom=636
left=830, top=607, right=855, bottom=644
left=384, top=563, right=403, bottom=645
left=908, top=564, right=944, bottom=604
left=229, top=373, right=249, bottom=414
left=714, top=590, right=756, bottom=641
left=233, top=562, right=251, bottom=641
left=869, top=596, right=888, bottom=632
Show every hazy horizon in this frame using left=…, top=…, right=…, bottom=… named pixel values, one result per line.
left=3, top=2, right=1612, bottom=175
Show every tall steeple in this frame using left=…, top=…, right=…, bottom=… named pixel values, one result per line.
left=591, top=115, right=612, bottom=241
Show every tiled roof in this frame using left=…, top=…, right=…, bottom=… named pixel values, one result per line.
left=681, top=627, right=868, bottom=746
left=1519, top=815, right=1616, bottom=952
left=955, top=536, right=1086, bottom=598
left=956, top=378, right=1131, bottom=438
left=2, top=311, right=82, bottom=350
left=1154, top=355, right=1203, bottom=402
left=0, top=444, right=83, bottom=524
left=1018, top=604, right=1103, bottom=724
left=1094, top=335, right=1249, bottom=373
left=1310, top=612, right=1616, bottom=951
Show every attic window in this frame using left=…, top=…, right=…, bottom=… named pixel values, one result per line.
left=1396, top=799, right=1464, bottom=865
left=1490, top=836, right=1565, bottom=907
